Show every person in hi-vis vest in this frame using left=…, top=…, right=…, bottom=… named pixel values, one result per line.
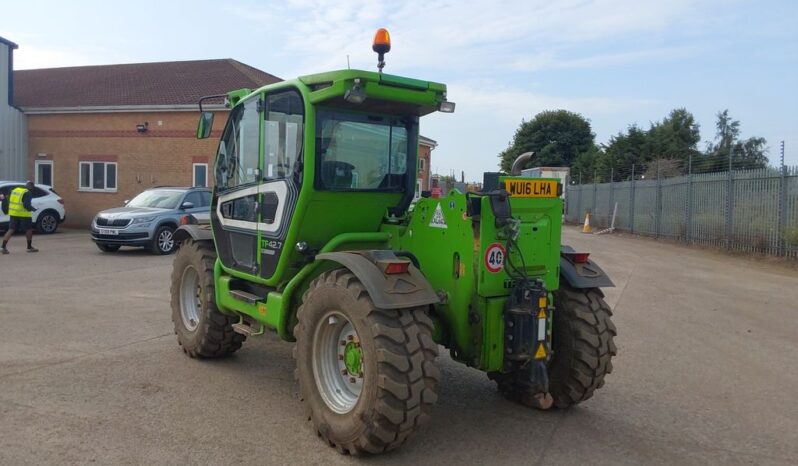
left=1, top=181, right=39, bottom=254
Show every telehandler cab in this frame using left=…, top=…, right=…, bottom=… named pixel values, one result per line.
left=170, top=29, right=616, bottom=455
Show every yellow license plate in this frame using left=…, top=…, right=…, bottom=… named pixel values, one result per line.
left=505, top=179, right=558, bottom=198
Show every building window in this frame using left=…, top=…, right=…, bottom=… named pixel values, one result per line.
left=35, top=160, right=54, bottom=187
left=193, top=163, right=208, bottom=187
left=419, top=158, right=425, bottom=172
left=79, top=161, right=117, bottom=192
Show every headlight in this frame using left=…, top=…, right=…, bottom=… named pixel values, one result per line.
left=132, top=216, right=156, bottom=224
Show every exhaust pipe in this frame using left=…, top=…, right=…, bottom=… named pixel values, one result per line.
left=510, top=152, right=535, bottom=176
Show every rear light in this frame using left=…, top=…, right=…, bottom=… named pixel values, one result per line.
left=382, top=260, right=411, bottom=275
left=57, top=198, right=64, bottom=205
left=571, top=252, right=590, bottom=264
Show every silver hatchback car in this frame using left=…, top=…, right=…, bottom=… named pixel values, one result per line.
left=90, top=187, right=211, bottom=254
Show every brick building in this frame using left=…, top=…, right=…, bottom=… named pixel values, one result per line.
left=417, top=135, right=437, bottom=196
left=13, top=59, right=280, bottom=226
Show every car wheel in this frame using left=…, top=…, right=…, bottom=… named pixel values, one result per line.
left=151, top=225, right=176, bottom=255
left=36, top=210, right=59, bottom=234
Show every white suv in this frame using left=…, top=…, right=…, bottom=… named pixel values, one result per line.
left=0, top=182, right=66, bottom=234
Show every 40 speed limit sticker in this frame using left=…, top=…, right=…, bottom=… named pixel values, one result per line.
left=484, top=243, right=506, bottom=273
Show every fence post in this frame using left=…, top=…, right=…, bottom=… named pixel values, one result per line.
left=577, top=172, right=583, bottom=222
left=655, top=159, right=662, bottom=238
left=725, top=148, right=734, bottom=250
left=593, top=170, right=598, bottom=217
left=686, top=154, right=693, bottom=244
left=630, top=164, right=636, bottom=234
left=778, top=142, right=787, bottom=256
left=608, top=167, right=614, bottom=228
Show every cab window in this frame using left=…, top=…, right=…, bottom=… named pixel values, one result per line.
left=316, top=109, right=409, bottom=191
left=264, top=90, right=304, bottom=181
left=215, top=98, right=261, bottom=191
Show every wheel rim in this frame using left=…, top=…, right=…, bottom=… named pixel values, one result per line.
left=312, top=311, right=363, bottom=414
left=41, top=214, right=57, bottom=233
left=180, top=266, right=201, bottom=331
left=159, top=229, right=174, bottom=252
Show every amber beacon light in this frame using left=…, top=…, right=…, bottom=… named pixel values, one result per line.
left=372, top=28, right=391, bottom=73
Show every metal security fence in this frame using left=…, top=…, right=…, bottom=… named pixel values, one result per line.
left=565, top=165, right=798, bottom=259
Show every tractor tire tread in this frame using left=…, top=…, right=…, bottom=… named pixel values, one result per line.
left=294, top=269, right=439, bottom=455
left=170, top=240, right=245, bottom=358
left=549, top=285, right=617, bottom=408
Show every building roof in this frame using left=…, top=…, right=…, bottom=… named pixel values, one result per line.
left=419, top=135, right=438, bottom=149
left=13, top=59, right=281, bottom=109
left=0, top=36, right=18, bottom=49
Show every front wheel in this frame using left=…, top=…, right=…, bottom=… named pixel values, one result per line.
left=548, top=285, right=617, bottom=408
left=151, top=225, right=176, bottom=255
left=294, top=269, right=440, bottom=455
left=170, top=240, right=245, bottom=358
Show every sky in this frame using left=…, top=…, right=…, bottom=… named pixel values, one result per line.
left=2, top=0, right=796, bottom=180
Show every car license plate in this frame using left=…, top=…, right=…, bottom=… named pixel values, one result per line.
left=505, top=179, right=559, bottom=198
left=98, top=228, right=118, bottom=236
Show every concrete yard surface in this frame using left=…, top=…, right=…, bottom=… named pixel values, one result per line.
left=1, top=227, right=797, bottom=465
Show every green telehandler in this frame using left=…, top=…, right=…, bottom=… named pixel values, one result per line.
left=170, top=29, right=616, bottom=455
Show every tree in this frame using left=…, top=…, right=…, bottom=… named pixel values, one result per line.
left=647, top=108, right=701, bottom=162
left=498, top=110, right=595, bottom=173
left=699, top=109, right=768, bottom=172
left=598, top=124, right=652, bottom=180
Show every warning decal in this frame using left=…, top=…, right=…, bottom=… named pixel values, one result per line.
left=429, top=203, right=448, bottom=229
left=484, top=243, right=506, bottom=273
left=534, top=343, right=547, bottom=359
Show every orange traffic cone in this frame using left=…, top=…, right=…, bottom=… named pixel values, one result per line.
left=582, top=213, right=593, bottom=233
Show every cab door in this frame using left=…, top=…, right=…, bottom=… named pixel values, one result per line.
left=212, top=97, right=262, bottom=275
left=256, top=90, right=304, bottom=279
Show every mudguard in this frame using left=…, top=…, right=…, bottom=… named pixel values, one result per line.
left=173, top=225, right=213, bottom=244
left=559, top=245, right=614, bottom=289
left=315, top=250, right=440, bottom=310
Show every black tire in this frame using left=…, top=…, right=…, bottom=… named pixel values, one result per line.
left=151, top=224, right=176, bottom=255
left=548, top=285, right=617, bottom=408
left=96, top=243, right=121, bottom=253
left=170, top=240, right=245, bottom=358
left=294, top=269, right=440, bottom=455
left=36, top=210, right=60, bottom=234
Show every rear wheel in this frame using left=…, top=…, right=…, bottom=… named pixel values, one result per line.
left=170, top=240, right=245, bottom=358
left=151, top=225, right=176, bottom=254
left=548, top=285, right=617, bottom=408
left=96, top=243, right=121, bottom=253
left=36, top=210, right=59, bottom=234
left=294, top=269, right=439, bottom=455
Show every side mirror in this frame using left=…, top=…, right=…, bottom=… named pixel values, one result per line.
left=180, top=201, right=195, bottom=210
left=196, top=112, right=214, bottom=139
left=123, top=199, right=129, bottom=206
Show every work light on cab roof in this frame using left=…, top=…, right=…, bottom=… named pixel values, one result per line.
left=373, top=28, right=391, bottom=73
